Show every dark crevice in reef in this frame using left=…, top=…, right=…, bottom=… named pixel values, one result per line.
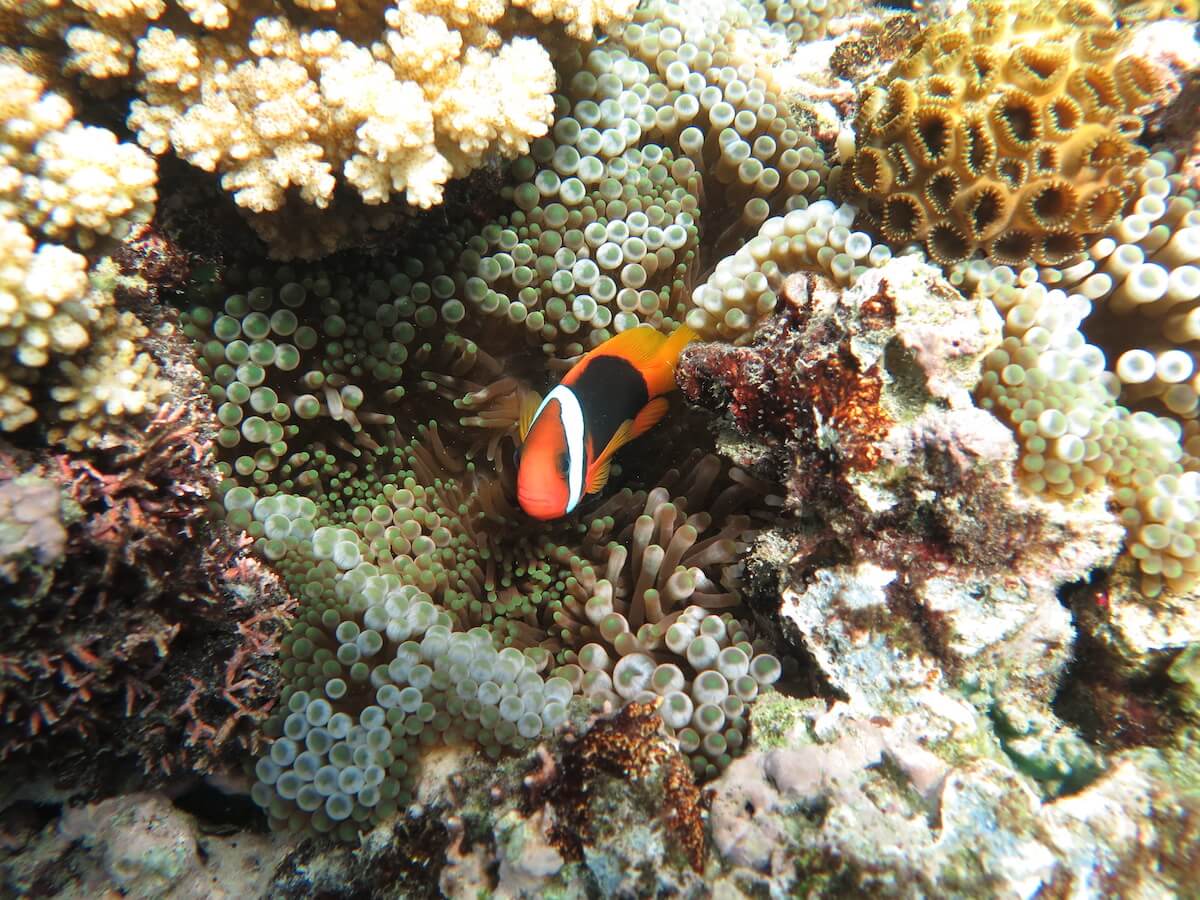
left=172, top=780, right=269, bottom=835
left=1053, top=576, right=1183, bottom=752
left=764, top=534, right=853, bottom=703
left=0, top=799, right=62, bottom=845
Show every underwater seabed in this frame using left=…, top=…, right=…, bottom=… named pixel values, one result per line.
left=2, top=0, right=1200, bottom=896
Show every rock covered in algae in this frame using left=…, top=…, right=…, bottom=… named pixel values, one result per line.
left=707, top=703, right=1200, bottom=896
left=674, top=250, right=1200, bottom=896
left=0, top=791, right=288, bottom=899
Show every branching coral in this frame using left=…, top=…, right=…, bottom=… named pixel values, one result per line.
left=0, top=62, right=166, bottom=444
left=843, top=0, right=1170, bottom=267
left=0, top=63, right=156, bottom=250
left=0, top=223, right=167, bottom=445
left=1, top=0, right=635, bottom=255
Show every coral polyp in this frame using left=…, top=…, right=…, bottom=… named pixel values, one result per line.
left=845, top=0, right=1169, bottom=266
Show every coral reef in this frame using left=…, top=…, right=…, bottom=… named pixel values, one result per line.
left=679, top=254, right=1200, bottom=894
left=2, top=0, right=637, bottom=256
left=1, top=0, right=1199, bottom=895
left=0, top=402, right=291, bottom=783
left=1, top=791, right=288, bottom=898
left=527, top=699, right=706, bottom=873
left=844, top=0, right=1169, bottom=267
left=1040, top=152, right=1200, bottom=420
left=705, top=704, right=1200, bottom=895
left=0, top=63, right=157, bottom=250
left=154, top=0, right=871, bottom=838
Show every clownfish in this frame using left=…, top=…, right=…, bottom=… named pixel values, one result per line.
left=516, top=324, right=698, bottom=521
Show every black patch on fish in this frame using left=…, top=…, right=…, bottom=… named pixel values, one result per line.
left=569, top=354, right=649, bottom=458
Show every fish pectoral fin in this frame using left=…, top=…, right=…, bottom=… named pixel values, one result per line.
left=518, top=388, right=542, bottom=441
left=630, top=397, right=669, bottom=438
left=587, top=420, right=634, bottom=494
left=586, top=456, right=614, bottom=495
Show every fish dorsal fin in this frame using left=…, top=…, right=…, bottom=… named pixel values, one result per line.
left=630, top=396, right=669, bottom=439
left=587, top=325, right=667, bottom=369
left=587, top=419, right=634, bottom=494
left=582, top=324, right=698, bottom=398
left=518, top=388, right=542, bottom=441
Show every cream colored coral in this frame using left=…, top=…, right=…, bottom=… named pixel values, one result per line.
left=65, top=26, right=135, bottom=79
left=49, top=304, right=168, bottom=451
left=0, top=63, right=157, bottom=249
left=0, top=216, right=93, bottom=369
left=513, top=0, right=637, bottom=39
left=126, top=8, right=566, bottom=216
left=0, top=213, right=109, bottom=430
left=109, top=0, right=631, bottom=256
left=177, top=0, right=237, bottom=28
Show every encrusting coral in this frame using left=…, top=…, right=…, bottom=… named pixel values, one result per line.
left=843, top=0, right=1169, bottom=267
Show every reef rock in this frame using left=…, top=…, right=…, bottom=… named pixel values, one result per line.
left=1, top=791, right=286, bottom=899
left=680, top=255, right=1200, bottom=893
left=707, top=703, right=1200, bottom=897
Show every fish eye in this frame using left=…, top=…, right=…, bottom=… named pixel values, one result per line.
left=556, top=452, right=569, bottom=476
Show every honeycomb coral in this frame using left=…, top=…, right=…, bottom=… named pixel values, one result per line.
left=1039, top=152, right=1200, bottom=420
left=844, top=0, right=1166, bottom=267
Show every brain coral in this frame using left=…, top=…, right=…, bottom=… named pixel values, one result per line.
left=844, top=0, right=1166, bottom=267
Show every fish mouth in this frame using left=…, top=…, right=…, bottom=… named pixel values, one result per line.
left=517, top=488, right=560, bottom=521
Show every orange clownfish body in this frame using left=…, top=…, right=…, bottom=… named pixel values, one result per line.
left=516, top=324, right=697, bottom=521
